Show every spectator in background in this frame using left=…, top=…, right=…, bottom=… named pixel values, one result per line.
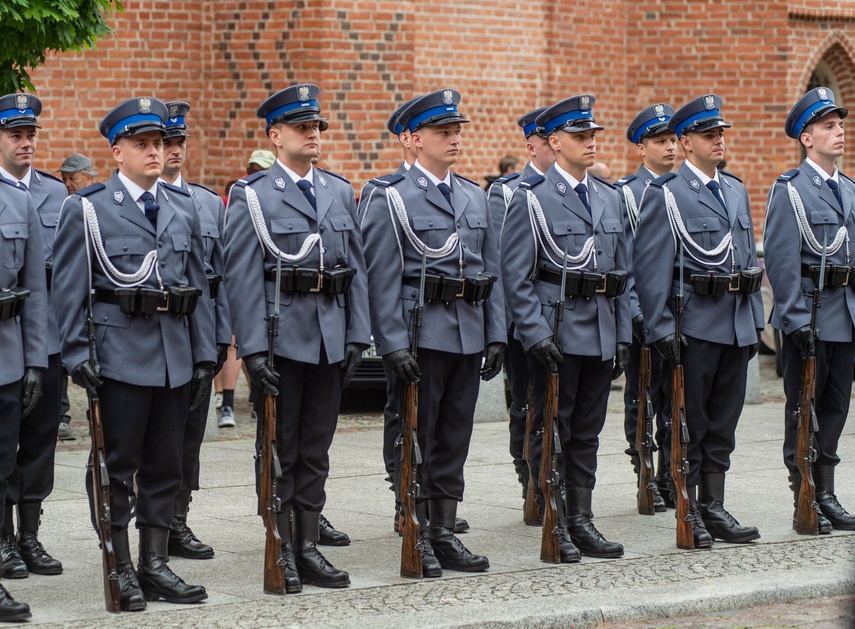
left=57, top=153, right=97, bottom=195
left=588, top=161, right=612, bottom=181
left=245, top=149, right=276, bottom=176
left=485, top=154, right=520, bottom=188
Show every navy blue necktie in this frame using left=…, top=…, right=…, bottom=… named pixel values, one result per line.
left=140, top=191, right=159, bottom=229
left=437, top=182, right=453, bottom=209
left=574, top=183, right=591, bottom=215
left=706, top=180, right=727, bottom=212
left=296, top=179, right=316, bottom=210
left=827, top=178, right=843, bottom=209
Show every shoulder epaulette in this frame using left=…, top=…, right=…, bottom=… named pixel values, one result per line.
left=615, top=174, right=637, bottom=187
left=0, top=176, right=24, bottom=191
left=719, top=169, right=742, bottom=183
left=370, top=173, right=405, bottom=187
left=317, top=167, right=350, bottom=185
left=451, top=171, right=480, bottom=187
left=776, top=169, right=800, bottom=183
left=235, top=171, right=267, bottom=187
left=494, top=172, right=521, bottom=185
left=159, top=181, right=190, bottom=197
left=188, top=182, right=220, bottom=198
left=649, top=172, right=677, bottom=188
left=519, top=174, right=545, bottom=189
left=34, top=169, right=63, bottom=184
left=74, top=183, right=106, bottom=197
left=589, top=174, right=615, bottom=189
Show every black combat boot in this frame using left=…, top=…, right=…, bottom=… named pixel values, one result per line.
left=788, top=470, right=832, bottom=534
left=424, top=502, right=469, bottom=534
left=277, top=512, right=302, bottom=593
left=686, top=485, right=713, bottom=549
left=17, top=502, right=62, bottom=575
left=428, top=499, right=489, bottom=572
left=698, top=473, right=760, bottom=543
left=168, top=491, right=214, bottom=559
left=113, top=528, right=146, bottom=611
left=514, top=461, right=530, bottom=501
left=0, top=507, right=26, bottom=579
left=814, top=466, right=855, bottom=530
left=565, top=487, right=623, bottom=559
left=318, top=513, right=350, bottom=546
left=415, top=503, right=442, bottom=578
left=293, top=511, right=350, bottom=588
left=657, top=451, right=675, bottom=509
left=556, top=517, right=581, bottom=563
left=630, top=451, right=666, bottom=512
left=136, top=528, right=208, bottom=603
left=0, top=584, right=30, bottom=622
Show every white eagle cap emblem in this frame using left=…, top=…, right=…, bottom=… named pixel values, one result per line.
left=817, top=87, right=828, bottom=100
left=690, top=179, right=701, bottom=191
left=654, top=104, right=665, bottom=118
left=113, top=191, right=125, bottom=204
left=138, top=97, right=152, bottom=114
left=15, top=94, right=27, bottom=111
left=442, top=90, right=454, bottom=105
left=704, top=95, right=716, bottom=110
left=580, top=95, right=591, bottom=110
left=297, top=86, right=310, bottom=102
left=168, top=104, right=179, bottom=118
left=556, top=181, right=567, bottom=195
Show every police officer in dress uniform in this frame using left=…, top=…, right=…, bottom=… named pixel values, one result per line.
left=159, top=102, right=231, bottom=558
left=486, top=107, right=555, bottom=504
left=501, top=95, right=629, bottom=562
left=361, top=89, right=506, bottom=577
left=633, top=94, right=764, bottom=548
left=52, top=97, right=216, bottom=610
left=0, top=156, right=48, bottom=622
left=763, top=87, right=855, bottom=533
left=0, top=94, right=65, bottom=580
left=615, top=103, right=677, bottom=512
left=224, top=84, right=370, bottom=591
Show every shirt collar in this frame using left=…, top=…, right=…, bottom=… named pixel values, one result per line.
left=277, top=159, right=314, bottom=187
left=413, top=160, right=451, bottom=187
left=553, top=162, right=587, bottom=189
left=684, top=160, right=719, bottom=186
left=0, top=166, right=31, bottom=189
left=118, top=171, right=158, bottom=211
left=805, top=157, right=839, bottom=184
left=529, top=161, right=545, bottom=176
left=158, top=174, right=184, bottom=189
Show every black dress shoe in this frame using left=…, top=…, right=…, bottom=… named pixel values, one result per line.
left=566, top=514, right=623, bottom=559
left=18, top=532, right=62, bottom=575
left=117, top=562, right=147, bottom=611
left=137, top=555, right=208, bottom=603
left=0, top=536, right=27, bottom=579
left=816, top=491, right=855, bottom=530
left=429, top=526, right=489, bottom=572
left=318, top=514, right=350, bottom=546
left=295, top=540, right=350, bottom=588
left=0, top=584, right=30, bottom=622
left=419, top=532, right=443, bottom=578
left=700, top=502, right=760, bottom=543
left=281, top=543, right=302, bottom=593
left=168, top=520, right=215, bottom=559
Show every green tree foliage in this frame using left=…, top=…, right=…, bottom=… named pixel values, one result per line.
left=0, top=0, right=123, bottom=93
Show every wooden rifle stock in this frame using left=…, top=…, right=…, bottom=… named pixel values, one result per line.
left=87, top=393, right=121, bottom=613
left=522, top=384, right=541, bottom=525
left=671, top=363, right=694, bottom=549
left=539, top=372, right=562, bottom=563
left=636, top=344, right=656, bottom=515
left=794, top=355, right=819, bottom=534
left=260, top=391, right=285, bottom=594
left=399, top=382, right=422, bottom=578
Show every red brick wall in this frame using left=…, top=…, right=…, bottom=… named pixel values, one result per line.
left=24, top=0, right=855, bottom=230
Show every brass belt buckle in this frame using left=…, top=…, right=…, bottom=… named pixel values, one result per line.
left=309, top=271, right=323, bottom=293
left=456, top=280, right=466, bottom=298
left=595, top=275, right=607, bottom=293
left=156, top=290, right=171, bottom=312
left=728, top=274, right=741, bottom=292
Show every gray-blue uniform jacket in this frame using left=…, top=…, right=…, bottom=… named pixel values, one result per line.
left=615, top=165, right=658, bottom=322
left=361, top=165, right=506, bottom=357
left=356, top=162, right=408, bottom=221
left=0, top=177, right=48, bottom=386
left=633, top=162, right=764, bottom=346
left=764, top=161, right=855, bottom=341
left=28, top=169, right=66, bottom=356
left=185, top=181, right=232, bottom=347
left=223, top=162, right=370, bottom=364
left=52, top=172, right=216, bottom=387
left=500, top=165, right=631, bottom=359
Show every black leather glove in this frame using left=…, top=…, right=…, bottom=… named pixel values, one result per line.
left=215, top=344, right=230, bottom=376
left=71, top=360, right=103, bottom=398
left=21, top=368, right=44, bottom=418
left=529, top=338, right=563, bottom=374
left=611, top=343, right=630, bottom=381
left=189, top=362, right=216, bottom=410
left=382, top=349, right=421, bottom=384
left=340, top=343, right=365, bottom=389
left=654, top=333, right=686, bottom=367
left=243, top=353, right=280, bottom=397
left=748, top=329, right=762, bottom=361
left=480, top=342, right=506, bottom=381
left=790, top=325, right=815, bottom=359
left=632, top=315, right=645, bottom=344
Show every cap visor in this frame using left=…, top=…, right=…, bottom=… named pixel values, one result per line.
left=413, top=114, right=470, bottom=130
left=682, top=119, right=731, bottom=135
left=274, top=112, right=329, bottom=132
left=2, top=119, right=40, bottom=129
left=558, top=121, right=604, bottom=133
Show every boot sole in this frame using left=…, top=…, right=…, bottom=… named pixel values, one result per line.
left=317, top=538, right=351, bottom=547
left=167, top=549, right=215, bottom=560
left=435, top=561, right=489, bottom=572
left=709, top=531, right=761, bottom=544
left=576, top=548, right=624, bottom=559
left=0, top=569, right=27, bottom=579
left=0, top=609, right=31, bottom=621
left=285, top=582, right=303, bottom=594
left=142, top=590, right=208, bottom=604
left=299, top=577, right=350, bottom=588
left=121, top=599, right=147, bottom=612
left=25, top=565, right=62, bottom=576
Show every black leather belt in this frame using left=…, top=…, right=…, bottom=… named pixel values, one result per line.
left=801, top=264, right=851, bottom=288
left=537, top=268, right=628, bottom=299
left=264, top=267, right=356, bottom=295
left=0, top=288, right=29, bottom=321
left=674, top=267, right=763, bottom=296
left=403, top=273, right=497, bottom=304
left=94, top=286, right=201, bottom=316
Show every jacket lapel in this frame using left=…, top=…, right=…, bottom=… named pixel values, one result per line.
left=720, top=176, right=740, bottom=226
left=313, top=170, right=333, bottom=225
left=548, top=167, right=590, bottom=224
left=451, top=176, right=470, bottom=222
left=27, top=175, right=49, bottom=212
left=110, top=176, right=155, bottom=235
left=679, top=163, right=727, bottom=222
left=155, top=184, right=176, bottom=238
left=269, top=163, right=316, bottom=220
left=589, top=179, right=605, bottom=228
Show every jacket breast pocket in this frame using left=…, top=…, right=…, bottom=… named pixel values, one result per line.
left=103, top=235, right=148, bottom=272
left=465, top=212, right=487, bottom=253
left=329, top=213, right=354, bottom=262
left=0, top=223, right=27, bottom=270
left=685, top=215, right=720, bottom=251
left=809, top=211, right=838, bottom=227
left=412, top=215, right=448, bottom=250
left=552, top=218, right=588, bottom=252
left=600, top=218, right=621, bottom=258
left=200, top=221, right=219, bottom=266
left=170, top=232, right=191, bottom=277
left=271, top=216, right=311, bottom=253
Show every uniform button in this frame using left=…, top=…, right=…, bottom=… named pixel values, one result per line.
left=457, top=222, right=462, bottom=228
left=319, top=227, right=325, bottom=233
left=428, top=221, right=433, bottom=227
left=123, top=246, right=128, bottom=251
left=323, top=247, right=328, bottom=253
left=462, top=244, right=467, bottom=249
left=103, top=316, right=108, bottom=322
left=594, top=229, right=599, bottom=235
left=598, top=249, right=603, bottom=255
left=411, top=291, right=416, bottom=298
left=737, top=264, right=742, bottom=270
left=702, top=223, right=707, bottom=228
left=160, top=262, right=165, bottom=268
